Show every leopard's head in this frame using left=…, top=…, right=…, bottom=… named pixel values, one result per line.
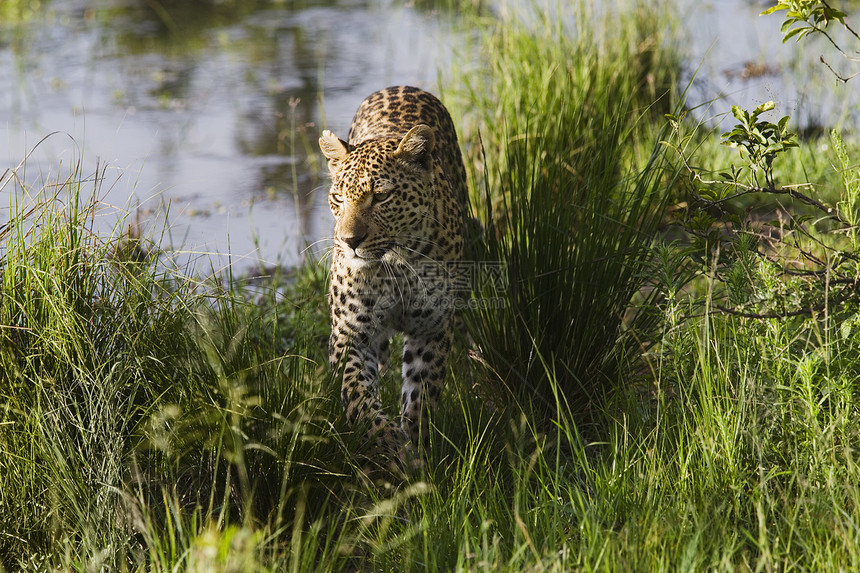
left=320, top=125, right=437, bottom=267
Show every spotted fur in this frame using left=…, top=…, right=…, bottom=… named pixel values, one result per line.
left=319, top=86, right=466, bottom=460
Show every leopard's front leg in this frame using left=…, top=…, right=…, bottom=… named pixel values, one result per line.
left=330, top=326, right=406, bottom=455
left=399, top=330, right=452, bottom=453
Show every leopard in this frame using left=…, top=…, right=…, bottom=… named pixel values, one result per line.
left=319, top=85, right=468, bottom=463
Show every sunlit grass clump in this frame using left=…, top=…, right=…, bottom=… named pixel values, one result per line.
left=0, top=155, right=353, bottom=570
left=454, top=0, right=683, bottom=419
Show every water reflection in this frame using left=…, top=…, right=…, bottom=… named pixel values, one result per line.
left=1, top=0, right=458, bottom=273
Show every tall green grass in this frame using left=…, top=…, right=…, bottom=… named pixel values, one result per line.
left=0, top=154, right=354, bottom=570
left=0, top=161, right=190, bottom=566
left=455, top=0, right=684, bottom=420
left=3, top=0, right=860, bottom=570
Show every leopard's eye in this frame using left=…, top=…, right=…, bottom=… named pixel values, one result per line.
left=372, top=191, right=393, bottom=205
left=330, top=192, right=344, bottom=205
left=371, top=179, right=395, bottom=205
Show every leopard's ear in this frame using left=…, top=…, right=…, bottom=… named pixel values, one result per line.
left=319, top=130, right=349, bottom=167
left=394, top=124, right=435, bottom=169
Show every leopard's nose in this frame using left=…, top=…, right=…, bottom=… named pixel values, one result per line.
left=342, top=233, right=367, bottom=252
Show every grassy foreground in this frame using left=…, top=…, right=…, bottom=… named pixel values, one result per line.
left=3, top=1, right=860, bottom=571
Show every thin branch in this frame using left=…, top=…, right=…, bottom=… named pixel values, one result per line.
left=814, top=25, right=850, bottom=58
left=714, top=286, right=857, bottom=319
left=823, top=0, right=860, bottom=42
left=812, top=2, right=860, bottom=81
left=820, top=56, right=860, bottom=83
left=691, top=169, right=846, bottom=224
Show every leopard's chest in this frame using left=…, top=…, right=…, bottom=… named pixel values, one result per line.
left=329, top=256, right=453, bottom=337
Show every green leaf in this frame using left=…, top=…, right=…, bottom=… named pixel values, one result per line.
left=783, top=27, right=807, bottom=42
left=698, top=187, right=718, bottom=201
left=721, top=128, right=746, bottom=140
left=828, top=8, right=848, bottom=21
left=754, top=101, right=776, bottom=115
left=840, top=314, right=854, bottom=340
left=760, top=5, right=787, bottom=16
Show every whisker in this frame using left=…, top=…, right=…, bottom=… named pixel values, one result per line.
left=302, top=237, right=334, bottom=257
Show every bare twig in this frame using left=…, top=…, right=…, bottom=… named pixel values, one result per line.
left=820, top=56, right=860, bottom=83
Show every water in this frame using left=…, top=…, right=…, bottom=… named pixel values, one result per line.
left=680, top=0, right=859, bottom=132
left=1, top=0, right=458, bottom=272
left=1, top=0, right=857, bottom=274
